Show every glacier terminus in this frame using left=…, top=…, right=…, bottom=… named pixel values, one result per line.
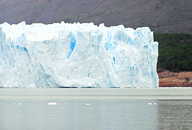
left=0, top=22, right=159, bottom=88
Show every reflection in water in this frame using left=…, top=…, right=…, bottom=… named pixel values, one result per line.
left=0, top=99, right=158, bottom=130
left=157, top=100, right=192, bottom=130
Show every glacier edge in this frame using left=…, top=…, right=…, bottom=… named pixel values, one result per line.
left=0, top=22, right=159, bottom=88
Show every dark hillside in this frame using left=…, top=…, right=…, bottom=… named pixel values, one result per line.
left=0, top=0, right=192, bottom=34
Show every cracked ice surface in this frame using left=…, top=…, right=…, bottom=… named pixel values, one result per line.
left=0, top=22, right=158, bottom=88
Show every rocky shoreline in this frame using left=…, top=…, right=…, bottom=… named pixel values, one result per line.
left=158, top=69, right=192, bottom=87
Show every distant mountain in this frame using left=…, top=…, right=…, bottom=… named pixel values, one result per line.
left=0, top=0, right=192, bottom=33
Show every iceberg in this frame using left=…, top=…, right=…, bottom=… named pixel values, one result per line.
left=0, top=22, right=158, bottom=88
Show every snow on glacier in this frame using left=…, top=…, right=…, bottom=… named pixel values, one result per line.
left=0, top=21, right=159, bottom=88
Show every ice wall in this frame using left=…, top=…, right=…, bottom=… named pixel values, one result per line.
left=0, top=22, right=159, bottom=88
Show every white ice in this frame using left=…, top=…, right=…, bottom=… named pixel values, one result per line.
left=0, top=21, right=159, bottom=88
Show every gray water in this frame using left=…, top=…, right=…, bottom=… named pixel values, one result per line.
left=0, top=88, right=192, bottom=130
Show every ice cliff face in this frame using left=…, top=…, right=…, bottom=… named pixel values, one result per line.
left=0, top=22, right=158, bottom=88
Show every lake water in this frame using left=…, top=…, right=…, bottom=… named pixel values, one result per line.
left=0, top=88, right=192, bottom=130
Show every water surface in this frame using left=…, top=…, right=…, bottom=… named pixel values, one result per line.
left=0, top=88, right=192, bottom=130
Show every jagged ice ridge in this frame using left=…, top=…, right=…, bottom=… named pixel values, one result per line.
left=0, top=22, right=158, bottom=88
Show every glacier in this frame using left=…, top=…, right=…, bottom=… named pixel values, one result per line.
left=0, top=21, right=159, bottom=88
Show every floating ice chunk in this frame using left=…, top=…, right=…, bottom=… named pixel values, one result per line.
left=48, top=102, right=58, bottom=105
